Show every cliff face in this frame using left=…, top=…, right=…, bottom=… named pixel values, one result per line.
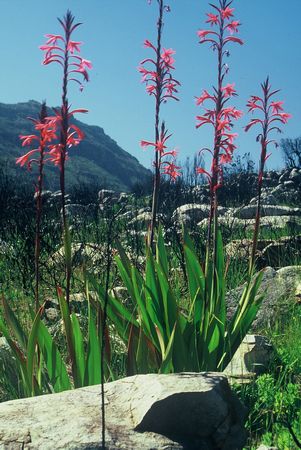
left=0, top=100, right=151, bottom=191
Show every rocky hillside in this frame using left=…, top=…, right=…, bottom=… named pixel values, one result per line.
left=0, top=100, right=151, bottom=191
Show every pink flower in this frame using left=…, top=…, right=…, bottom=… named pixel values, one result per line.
left=220, top=153, right=232, bottom=164
left=278, top=112, right=292, bottom=123
left=226, top=21, right=240, bottom=34
left=221, top=83, right=236, bottom=97
left=40, top=18, right=92, bottom=89
left=270, top=101, right=284, bottom=114
left=217, top=118, right=231, bottom=132
left=224, top=36, right=243, bottom=45
left=164, top=81, right=178, bottom=96
left=67, top=41, right=81, bottom=54
left=20, top=134, right=39, bottom=147
left=16, top=149, right=38, bottom=168
left=144, top=39, right=156, bottom=51
left=196, top=90, right=214, bottom=106
left=224, top=132, right=238, bottom=143
left=221, top=7, right=234, bottom=20
left=162, top=161, right=181, bottom=180
left=79, top=58, right=92, bottom=70
left=206, top=13, right=219, bottom=26
left=247, top=96, right=263, bottom=113
left=197, top=30, right=216, bottom=41
left=245, top=78, right=290, bottom=143
left=141, top=137, right=169, bottom=153
left=45, top=34, right=64, bottom=45
left=161, top=48, right=175, bottom=67
left=195, top=1, right=243, bottom=192
left=17, top=108, right=58, bottom=170
left=196, top=115, right=214, bottom=129
left=146, top=85, right=156, bottom=95
left=222, top=107, right=243, bottom=120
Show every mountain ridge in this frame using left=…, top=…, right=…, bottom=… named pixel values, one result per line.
left=0, top=100, right=151, bottom=191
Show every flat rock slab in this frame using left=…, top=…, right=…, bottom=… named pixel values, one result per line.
left=0, top=373, right=246, bottom=450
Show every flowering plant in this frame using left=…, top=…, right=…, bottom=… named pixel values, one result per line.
left=101, top=0, right=290, bottom=375
left=196, top=0, right=243, bottom=262
left=245, top=78, right=291, bottom=273
left=40, top=10, right=91, bottom=307
left=17, top=102, right=56, bottom=312
left=139, top=0, right=180, bottom=246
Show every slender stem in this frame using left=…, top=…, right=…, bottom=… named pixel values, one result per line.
left=101, top=218, right=113, bottom=449
left=60, top=15, right=71, bottom=308
left=206, top=1, right=225, bottom=275
left=34, top=103, right=47, bottom=313
left=149, top=0, right=163, bottom=249
left=100, top=206, right=124, bottom=449
left=249, top=84, right=269, bottom=275
left=34, top=148, right=44, bottom=313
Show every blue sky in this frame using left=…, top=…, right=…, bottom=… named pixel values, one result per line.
left=1, top=0, right=300, bottom=171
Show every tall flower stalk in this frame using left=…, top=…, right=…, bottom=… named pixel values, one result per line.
left=17, top=102, right=57, bottom=312
left=139, top=0, right=180, bottom=247
left=40, top=10, right=92, bottom=307
left=245, top=78, right=291, bottom=274
left=196, top=0, right=243, bottom=266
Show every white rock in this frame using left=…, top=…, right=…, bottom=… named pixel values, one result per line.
left=0, top=373, right=247, bottom=450
left=233, top=205, right=301, bottom=220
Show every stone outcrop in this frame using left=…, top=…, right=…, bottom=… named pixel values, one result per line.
left=198, top=215, right=301, bottom=233
left=233, top=205, right=301, bottom=220
left=172, top=204, right=229, bottom=226
left=226, top=266, right=301, bottom=330
left=224, top=335, right=272, bottom=383
left=0, top=373, right=247, bottom=450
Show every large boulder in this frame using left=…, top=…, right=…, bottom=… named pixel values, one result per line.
left=233, top=205, right=301, bottom=220
left=50, top=242, right=106, bottom=274
left=172, top=204, right=229, bottom=225
left=198, top=215, right=301, bottom=234
left=0, top=373, right=247, bottom=450
left=224, top=239, right=273, bottom=260
left=227, top=266, right=301, bottom=330
left=224, top=235, right=301, bottom=264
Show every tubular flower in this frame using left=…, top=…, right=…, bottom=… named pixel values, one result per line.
left=195, top=0, right=243, bottom=191
left=17, top=109, right=57, bottom=170
left=161, top=161, right=181, bottom=180
left=138, top=9, right=180, bottom=104
left=43, top=107, right=87, bottom=166
left=40, top=11, right=90, bottom=171
left=141, top=0, right=181, bottom=247
left=245, top=78, right=291, bottom=273
left=141, top=123, right=180, bottom=180
left=40, top=12, right=92, bottom=92
left=245, top=77, right=291, bottom=181
left=206, top=13, right=219, bottom=26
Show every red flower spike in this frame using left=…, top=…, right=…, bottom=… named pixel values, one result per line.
left=195, top=0, right=243, bottom=193
left=139, top=0, right=181, bottom=191
left=40, top=12, right=92, bottom=92
left=245, top=77, right=291, bottom=201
